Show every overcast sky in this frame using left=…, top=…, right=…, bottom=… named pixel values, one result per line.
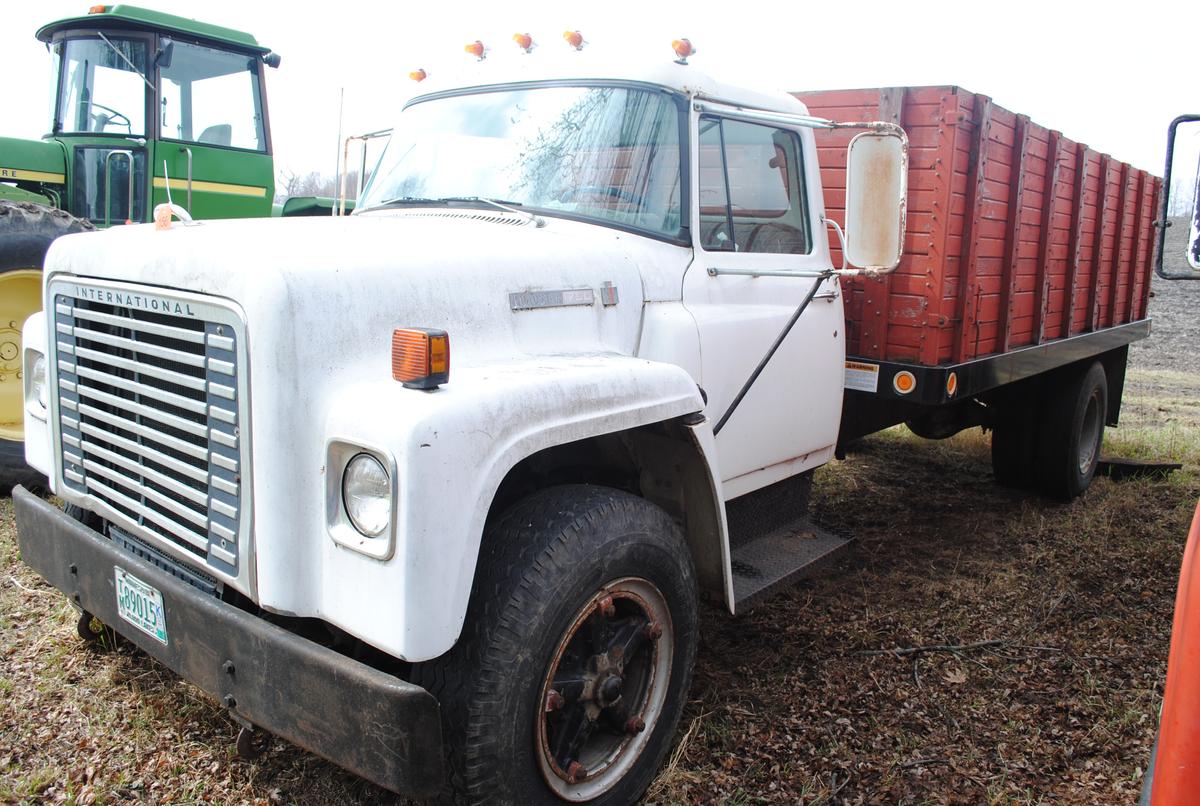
left=4, top=0, right=1197, bottom=183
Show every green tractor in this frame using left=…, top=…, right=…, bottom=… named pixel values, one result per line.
left=0, top=4, right=327, bottom=487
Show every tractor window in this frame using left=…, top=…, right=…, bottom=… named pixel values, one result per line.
left=57, top=37, right=148, bottom=136
left=159, top=41, right=266, bottom=152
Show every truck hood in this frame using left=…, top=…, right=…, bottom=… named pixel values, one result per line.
left=43, top=210, right=690, bottom=366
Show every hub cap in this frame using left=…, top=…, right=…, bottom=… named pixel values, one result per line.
left=0, top=269, right=41, bottom=443
left=535, top=577, right=673, bottom=801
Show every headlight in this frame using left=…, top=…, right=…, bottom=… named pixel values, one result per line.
left=31, top=353, right=48, bottom=410
left=342, top=453, right=391, bottom=537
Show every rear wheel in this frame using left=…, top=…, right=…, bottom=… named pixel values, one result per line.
left=990, top=387, right=1040, bottom=489
left=412, top=485, right=699, bottom=805
left=1035, top=361, right=1107, bottom=500
left=0, top=202, right=93, bottom=491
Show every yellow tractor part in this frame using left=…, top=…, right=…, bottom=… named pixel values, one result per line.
left=0, top=269, right=41, bottom=442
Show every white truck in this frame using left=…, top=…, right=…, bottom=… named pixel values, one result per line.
left=13, top=49, right=1153, bottom=803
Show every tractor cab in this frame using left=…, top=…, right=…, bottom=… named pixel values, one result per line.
left=36, top=4, right=280, bottom=225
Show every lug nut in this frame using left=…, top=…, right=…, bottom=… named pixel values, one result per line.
left=566, top=761, right=588, bottom=784
left=625, top=716, right=646, bottom=734
left=545, top=690, right=565, bottom=712
left=598, top=595, right=616, bottom=618
left=644, top=621, right=663, bottom=641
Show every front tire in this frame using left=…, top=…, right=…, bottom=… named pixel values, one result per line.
left=412, top=485, right=699, bottom=805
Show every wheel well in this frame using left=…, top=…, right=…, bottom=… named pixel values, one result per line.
left=487, top=418, right=727, bottom=601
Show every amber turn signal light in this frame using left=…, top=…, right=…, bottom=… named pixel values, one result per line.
left=671, top=38, right=695, bottom=62
left=464, top=40, right=486, bottom=59
left=392, top=328, right=450, bottom=389
left=563, top=30, right=584, bottom=50
left=513, top=33, right=533, bottom=52
left=409, top=68, right=427, bottom=82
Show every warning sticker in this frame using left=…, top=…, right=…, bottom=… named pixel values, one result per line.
left=844, top=360, right=880, bottom=393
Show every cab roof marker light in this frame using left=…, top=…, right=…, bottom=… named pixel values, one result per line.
left=563, top=30, right=585, bottom=50
left=409, top=68, right=427, bottom=82
left=88, top=5, right=108, bottom=13
left=464, top=40, right=486, bottom=60
left=513, top=33, right=534, bottom=53
left=672, top=38, right=696, bottom=64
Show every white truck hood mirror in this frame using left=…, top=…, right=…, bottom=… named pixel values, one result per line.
left=844, top=129, right=908, bottom=272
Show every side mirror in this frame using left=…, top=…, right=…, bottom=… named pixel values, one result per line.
left=263, top=52, right=282, bottom=69
left=1157, top=115, right=1200, bottom=279
left=155, top=40, right=174, bottom=69
left=844, top=130, right=908, bottom=272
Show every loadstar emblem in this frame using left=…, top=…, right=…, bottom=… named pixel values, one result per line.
left=509, top=288, right=596, bottom=311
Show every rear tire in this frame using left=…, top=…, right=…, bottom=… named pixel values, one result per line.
left=1035, top=361, right=1107, bottom=501
left=410, top=485, right=699, bottom=805
left=990, top=388, right=1039, bottom=489
left=0, top=202, right=93, bottom=492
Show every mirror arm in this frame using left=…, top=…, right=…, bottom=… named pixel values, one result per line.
left=822, top=216, right=849, bottom=273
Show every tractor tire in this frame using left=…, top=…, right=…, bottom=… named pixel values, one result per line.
left=1034, top=361, right=1108, bottom=501
left=410, top=485, right=699, bottom=805
left=0, top=201, right=93, bottom=492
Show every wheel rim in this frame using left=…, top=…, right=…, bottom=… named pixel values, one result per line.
left=535, top=577, right=673, bottom=801
left=0, top=269, right=42, bottom=443
left=1078, top=389, right=1103, bottom=475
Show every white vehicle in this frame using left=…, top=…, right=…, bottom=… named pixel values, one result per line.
left=13, top=44, right=1153, bottom=803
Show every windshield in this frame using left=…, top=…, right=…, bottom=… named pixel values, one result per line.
left=359, top=85, right=684, bottom=238
left=56, top=36, right=148, bottom=135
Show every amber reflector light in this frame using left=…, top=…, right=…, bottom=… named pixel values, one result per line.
left=392, top=328, right=450, bottom=389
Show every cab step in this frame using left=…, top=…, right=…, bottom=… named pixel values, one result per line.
left=724, top=472, right=852, bottom=611
left=730, top=522, right=850, bottom=611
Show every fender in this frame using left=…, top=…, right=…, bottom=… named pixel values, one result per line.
left=322, top=353, right=722, bottom=661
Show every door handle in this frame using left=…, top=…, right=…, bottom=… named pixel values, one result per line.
left=180, top=146, right=193, bottom=209
left=814, top=288, right=840, bottom=302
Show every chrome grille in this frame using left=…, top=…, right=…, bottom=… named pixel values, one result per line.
left=50, top=279, right=245, bottom=578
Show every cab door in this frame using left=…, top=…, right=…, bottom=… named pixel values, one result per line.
left=683, top=113, right=844, bottom=497
left=152, top=39, right=274, bottom=219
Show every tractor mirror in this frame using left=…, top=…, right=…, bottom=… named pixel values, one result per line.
left=844, top=130, right=908, bottom=272
left=1156, top=115, right=1200, bottom=279
left=155, top=41, right=174, bottom=69
left=263, top=52, right=282, bottom=69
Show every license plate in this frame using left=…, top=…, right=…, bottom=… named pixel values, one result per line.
left=114, top=566, right=168, bottom=645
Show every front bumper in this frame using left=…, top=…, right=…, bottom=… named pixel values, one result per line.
left=12, top=486, right=444, bottom=797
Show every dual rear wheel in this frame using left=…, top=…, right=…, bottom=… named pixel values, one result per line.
left=990, top=360, right=1109, bottom=500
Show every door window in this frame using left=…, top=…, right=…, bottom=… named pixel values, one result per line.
left=698, top=116, right=810, bottom=254
left=57, top=37, right=148, bottom=135
left=159, top=41, right=266, bottom=151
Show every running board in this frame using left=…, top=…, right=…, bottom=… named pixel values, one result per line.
left=730, top=520, right=851, bottom=611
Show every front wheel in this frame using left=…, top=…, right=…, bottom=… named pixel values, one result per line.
left=412, top=485, right=699, bottom=805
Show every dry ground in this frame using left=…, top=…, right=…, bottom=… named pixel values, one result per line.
left=2, top=288, right=1198, bottom=804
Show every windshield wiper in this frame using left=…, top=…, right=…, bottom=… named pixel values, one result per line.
left=375, top=196, right=451, bottom=206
